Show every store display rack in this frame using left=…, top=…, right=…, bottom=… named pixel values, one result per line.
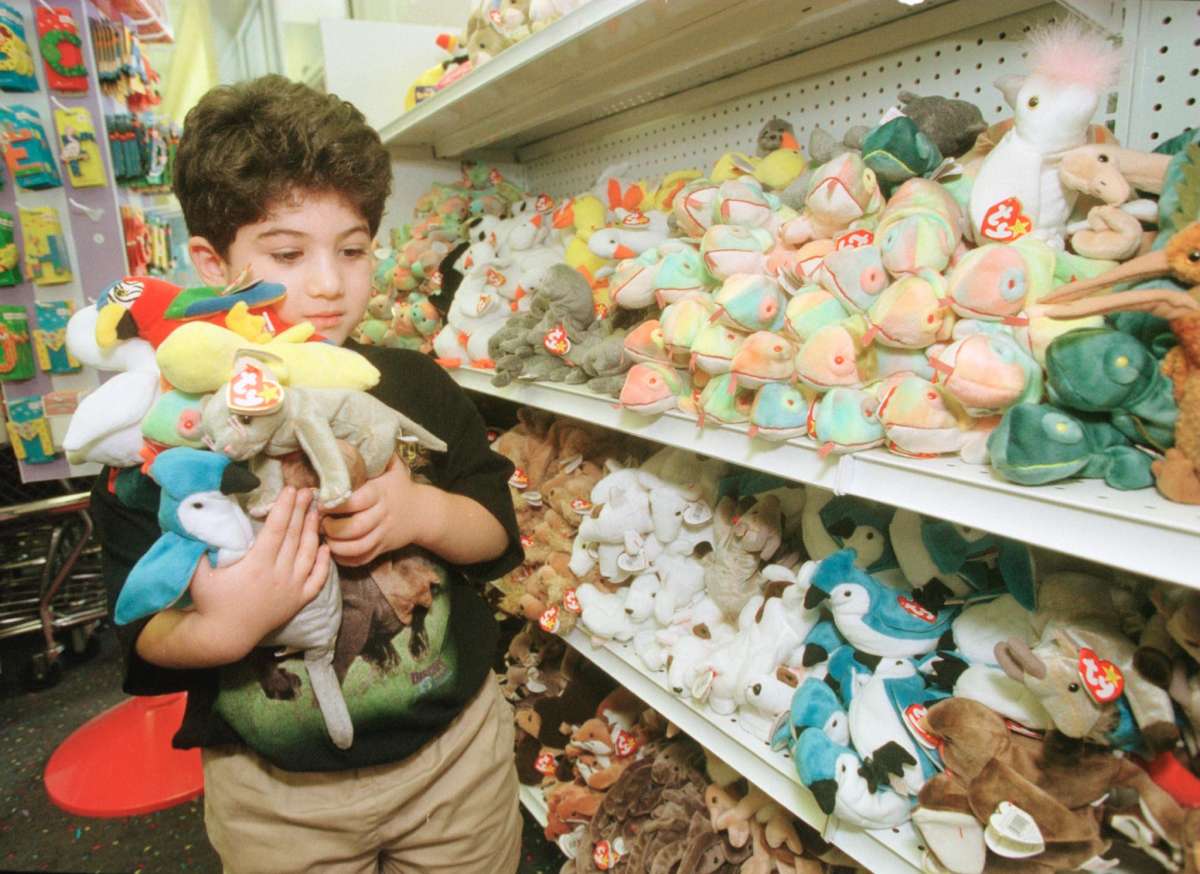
left=451, top=368, right=1200, bottom=587
left=376, top=0, right=1197, bottom=868
left=563, top=629, right=927, bottom=874
left=378, top=0, right=1128, bottom=161
left=519, top=784, right=549, bottom=828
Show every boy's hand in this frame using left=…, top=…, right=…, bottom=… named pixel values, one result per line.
left=321, top=455, right=439, bottom=566
left=189, top=487, right=331, bottom=657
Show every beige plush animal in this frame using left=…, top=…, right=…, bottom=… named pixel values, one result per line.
left=202, top=355, right=447, bottom=515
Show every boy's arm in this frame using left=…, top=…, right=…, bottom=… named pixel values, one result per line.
left=323, top=348, right=523, bottom=579
left=96, top=470, right=331, bottom=671
left=137, top=488, right=331, bottom=668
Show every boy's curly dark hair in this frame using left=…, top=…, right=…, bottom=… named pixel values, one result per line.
left=174, top=75, right=392, bottom=255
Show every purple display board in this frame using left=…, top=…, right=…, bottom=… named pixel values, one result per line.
left=1, top=0, right=132, bottom=484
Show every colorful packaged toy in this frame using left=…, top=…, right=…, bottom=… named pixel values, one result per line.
left=0, top=2, right=38, bottom=92
left=35, top=5, right=87, bottom=92
left=55, top=104, right=105, bottom=187
left=33, top=299, right=79, bottom=373
left=1, top=104, right=63, bottom=189
left=0, top=303, right=32, bottom=380
left=19, top=205, right=72, bottom=285
left=5, top=394, right=55, bottom=463
left=0, top=211, right=20, bottom=286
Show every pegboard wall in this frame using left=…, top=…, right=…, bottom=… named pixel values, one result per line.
left=1122, top=1, right=1200, bottom=148
left=521, top=2, right=1188, bottom=198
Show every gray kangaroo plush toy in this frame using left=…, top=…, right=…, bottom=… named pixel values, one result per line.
left=202, top=354, right=448, bottom=517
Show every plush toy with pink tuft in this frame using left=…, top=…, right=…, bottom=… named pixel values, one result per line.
left=968, top=20, right=1123, bottom=249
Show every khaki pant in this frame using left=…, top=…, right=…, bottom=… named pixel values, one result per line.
left=202, top=673, right=521, bottom=874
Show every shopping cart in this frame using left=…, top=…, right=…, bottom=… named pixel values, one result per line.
left=0, top=453, right=104, bottom=690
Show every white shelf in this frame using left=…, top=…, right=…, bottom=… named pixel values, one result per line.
left=563, top=628, right=925, bottom=874
left=519, top=784, right=548, bottom=828
left=377, top=0, right=1053, bottom=160
left=452, top=367, right=1200, bottom=586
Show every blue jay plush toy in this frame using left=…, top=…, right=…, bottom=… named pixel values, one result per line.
left=793, top=727, right=912, bottom=829
left=802, top=549, right=959, bottom=658
left=890, top=509, right=1037, bottom=612
left=114, top=447, right=259, bottom=625
left=770, top=676, right=850, bottom=751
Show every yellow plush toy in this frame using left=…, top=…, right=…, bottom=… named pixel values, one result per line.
left=750, top=130, right=807, bottom=190
left=554, top=194, right=611, bottom=281
left=650, top=169, right=704, bottom=212
left=710, top=151, right=757, bottom=183
left=156, top=321, right=381, bottom=394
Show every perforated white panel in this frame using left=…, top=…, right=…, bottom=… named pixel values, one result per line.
left=522, top=4, right=1148, bottom=197
left=1123, top=1, right=1200, bottom=148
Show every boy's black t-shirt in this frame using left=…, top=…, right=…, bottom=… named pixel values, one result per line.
left=92, top=344, right=523, bottom=772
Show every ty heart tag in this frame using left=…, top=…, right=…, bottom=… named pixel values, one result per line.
left=1078, top=647, right=1124, bottom=703
left=592, top=838, right=625, bottom=871
left=562, top=589, right=581, bottom=614
left=980, top=197, right=1033, bottom=242
left=614, top=729, right=639, bottom=758
left=544, top=325, right=571, bottom=356
left=227, top=360, right=283, bottom=414
left=836, top=229, right=874, bottom=249
left=903, top=703, right=941, bottom=752
left=897, top=596, right=937, bottom=623
left=539, top=605, right=560, bottom=634
left=534, top=751, right=558, bottom=776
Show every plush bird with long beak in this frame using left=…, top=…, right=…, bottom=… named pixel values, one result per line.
left=93, top=274, right=292, bottom=350
left=63, top=303, right=160, bottom=466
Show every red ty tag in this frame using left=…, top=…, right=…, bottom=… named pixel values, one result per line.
left=614, top=729, right=639, bottom=758
left=897, top=596, right=937, bottom=623
left=534, top=752, right=557, bottom=776
left=1078, top=647, right=1124, bottom=703
left=539, top=606, right=560, bottom=634
left=544, top=325, right=572, bottom=356
left=593, top=840, right=622, bottom=870
left=980, top=197, right=1033, bottom=242
left=562, top=589, right=582, bottom=614
left=836, top=229, right=874, bottom=249
left=904, top=703, right=941, bottom=751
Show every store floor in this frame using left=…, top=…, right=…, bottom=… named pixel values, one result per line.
left=0, top=625, right=561, bottom=874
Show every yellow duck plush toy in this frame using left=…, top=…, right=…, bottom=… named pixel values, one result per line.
left=554, top=194, right=611, bottom=282
left=156, top=321, right=381, bottom=395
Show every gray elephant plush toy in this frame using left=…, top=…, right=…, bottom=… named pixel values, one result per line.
left=202, top=353, right=447, bottom=516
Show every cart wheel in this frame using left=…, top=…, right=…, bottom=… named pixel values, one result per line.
left=67, top=626, right=101, bottom=663
left=25, top=658, right=62, bottom=692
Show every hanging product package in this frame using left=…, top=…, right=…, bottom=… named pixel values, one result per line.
left=0, top=210, right=20, bottom=286
left=55, top=104, right=106, bottom=187
left=33, top=299, right=79, bottom=373
left=6, top=394, right=56, bottom=463
left=19, top=205, right=71, bottom=285
left=0, top=2, right=39, bottom=92
left=0, top=303, right=34, bottom=380
left=1, top=104, right=63, bottom=189
left=36, top=5, right=87, bottom=92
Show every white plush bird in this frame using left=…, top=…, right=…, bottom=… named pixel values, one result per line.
left=63, top=304, right=160, bottom=467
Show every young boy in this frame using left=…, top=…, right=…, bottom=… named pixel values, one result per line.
left=91, top=75, right=525, bottom=874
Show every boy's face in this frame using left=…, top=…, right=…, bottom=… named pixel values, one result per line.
left=189, top=190, right=373, bottom=345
